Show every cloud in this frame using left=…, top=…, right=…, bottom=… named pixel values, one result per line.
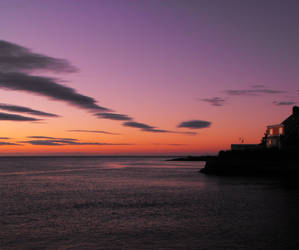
left=95, top=112, right=132, bottom=121
left=273, top=101, right=296, bottom=106
left=0, top=40, right=141, bottom=128
left=21, top=140, right=105, bottom=146
left=27, top=136, right=77, bottom=140
left=225, top=89, right=285, bottom=96
left=201, top=97, right=226, bottom=106
left=0, top=141, right=22, bottom=146
left=0, top=72, right=110, bottom=112
left=0, top=112, right=41, bottom=121
left=20, top=140, right=64, bottom=146
left=0, top=136, right=20, bottom=146
left=178, top=120, right=211, bottom=129
left=1, top=40, right=196, bottom=135
left=122, top=121, right=169, bottom=133
left=0, top=103, right=59, bottom=117
left=122, top=121, right=157, bottom=130
left=67, top=130, right=121, bottom=135
left=122, top=121, right=199, bottom=134
left=68, top=128, right=196, bottom=135
left=21, top=135, right=131, bottom=146
left=250, top=85, right=265, bottom=88
left=0, top=40, right=77, bottom=73
left=0, top=40, right=110, bottom=113
left=20, top=139, right=133, bottom=146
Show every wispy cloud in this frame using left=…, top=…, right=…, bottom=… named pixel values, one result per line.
left=0, top=72, right=110, bottom=112
left=20, top=139, right=132, bottom=146
left=27, top=136, right=77, bottom=140
left=19, top=140, right=65, bottom=146
left=0, top=103, right=59, bottom=117
left=0, top=112, right=41, bottom=121
left=0, top=40, right=201, bottom=135
left=21, top=135, right=132, bottom=146
left=178, top=120, right=211, bottom=129
left=273, top=101, right=296, bottom=106
left=225, top=89, right=285, bottom=96
left=0, top=40, right=76, bottom=73
left=123, top=121, right=162, bottom=131
left=67, top=130, right=121, bottom=135
left=0, top=136, right=21, bottom=146
left=250, top=85, right=265, bottom=88
left=95, top=112, right=132, bottom=121
left=20, top=140, right=111, bottom=146
left=122, top=121, right=198, bottom=134
left=0, top=141, right=22, bottom=146
left=122, top=121, right=172, bottom=133
left=201, top=97, right=226, bottom=106
left=0, top=40, right=145, bottom=124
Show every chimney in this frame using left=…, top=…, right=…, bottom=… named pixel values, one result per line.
left=293, top=106, right=299, bottom=115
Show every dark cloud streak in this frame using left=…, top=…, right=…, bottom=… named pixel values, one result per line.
left=122, top=121, right=169, bottom=133
left=201, top=97, right=226, bottom=106
left=21, top=139, right=133, bottom=146
left=225, top=89, right=285, bottom=96
left=0, top=112, right=41, bottom=121
left=122, top=121, right=198, bottom=134
left=0, top=40, right=77, bottom=73
left=67, top=130, right=121, bottom=135
left=0, top=141, right=22, bottom=146
left=95, top=112, right=132, bottom=121
left=0, top=103, right=59, bottom=117
left=250, top=85, right=265, bottom=89
left=27, top=136, right=77, bottom=140
left=273, top=101, right=296, bottom=106
left=0, top=40, right=188, bottom=135
left=178, top=120, right=211, bottom=129
left=0, top=40, right=111, bottom=114
left=0, top=72, right=110, bottom=112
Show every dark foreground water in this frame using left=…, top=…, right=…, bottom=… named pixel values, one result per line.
left=0, top=157, right=299, bottom=250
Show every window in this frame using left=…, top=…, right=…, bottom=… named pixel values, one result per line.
left=279, top=127, right=283, bottom=135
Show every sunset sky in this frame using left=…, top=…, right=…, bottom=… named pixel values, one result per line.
left=1, top=0, right=298, bottom=155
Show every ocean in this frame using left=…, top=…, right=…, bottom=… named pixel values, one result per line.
left=0, top=156, right=298, bottom=250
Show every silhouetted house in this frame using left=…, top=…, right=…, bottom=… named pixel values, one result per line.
left=265, top=106, right=299, bottom=150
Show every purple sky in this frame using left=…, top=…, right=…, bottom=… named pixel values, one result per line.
left=0, top=0, right=298, bottom=154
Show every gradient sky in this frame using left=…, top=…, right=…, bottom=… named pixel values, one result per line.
left=0, top=0, right=298, bottom=155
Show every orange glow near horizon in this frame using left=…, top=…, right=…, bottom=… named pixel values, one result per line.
left=0, top=97, right=293, bottom=156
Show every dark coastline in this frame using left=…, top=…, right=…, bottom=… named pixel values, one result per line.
left=167, top=155, right=217, bottom=161
left=170, top=150, right=299, bottom=177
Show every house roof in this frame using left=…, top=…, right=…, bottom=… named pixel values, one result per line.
left=282, top=106, right=299, bottom=125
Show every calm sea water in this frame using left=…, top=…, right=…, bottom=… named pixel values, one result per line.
left=0, top=157, right=299, bottom=250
